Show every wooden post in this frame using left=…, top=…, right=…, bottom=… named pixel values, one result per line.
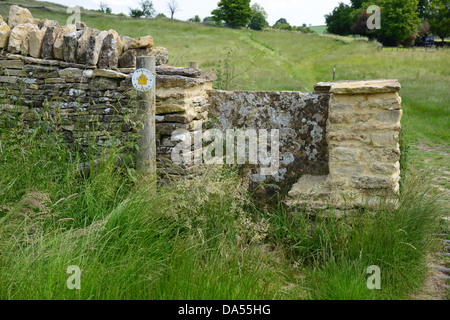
left=188, top=61, right=199, bottom=69
left=136, top=56, right=156, bottom=179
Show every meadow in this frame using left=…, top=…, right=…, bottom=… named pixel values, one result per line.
left=0, top=1, right=449, bottom=300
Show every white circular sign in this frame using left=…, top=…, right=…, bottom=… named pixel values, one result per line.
left=132, top=68, right=154, bottom=92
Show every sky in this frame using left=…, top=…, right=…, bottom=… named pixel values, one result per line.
left=38, top=0, right=351, bottom=26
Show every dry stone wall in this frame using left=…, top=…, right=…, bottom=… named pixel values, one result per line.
left=0, top=5, right=405, bottom=211
left=287, top=80, right=403, bottom=210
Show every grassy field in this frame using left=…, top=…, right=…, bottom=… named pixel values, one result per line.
left=0, top=1, right=449, bottom=300
left=309, top=25, right=328, bottom=34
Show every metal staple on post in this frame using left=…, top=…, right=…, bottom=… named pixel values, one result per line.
left=135, top=56, right=157, bottom=180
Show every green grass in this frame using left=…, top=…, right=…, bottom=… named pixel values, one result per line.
left=309, top=25, right=328, bottom=34
left=0, top=110, right=445, bottom=300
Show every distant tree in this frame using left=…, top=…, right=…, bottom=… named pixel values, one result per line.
left=274, top=18, right=289, bottom=28
left=249, top=12, right=268, bottom=30
left=427, top=0, right=450, bottom=41
left=140, top=0, right=155, bottom=18
left=325, top=3, right=353, bottom=36
left=99, top=1, right=112, bottom=14
left=167, top=0, right=180, bottom=20
left=129, top=8, right=144, bottom=18
left=156, top=13, right=167, bottom=18
left=212, top=0, right=253, bottom=28
left=203, top=16, right=221, bottom=25
left=251, top=3, right=268, bottom=20
left=189, top=15, right=201, bottom=23
left=351, top=9, right=374, bottom=37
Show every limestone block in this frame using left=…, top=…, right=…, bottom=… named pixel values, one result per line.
left=7, top=23, right=39, bottom=55
left=28, top=28, right=46, bottom=58
left=0, top=21, right=11, bottom=49
left=40, top=26, right=58, bottom=59
left=150, top=46, right=169, bottom=65
left=350, top=176, right=398, bottom=189
left=118, top=48, right=151, bottom=68
left=330, top=147, right=361, bottom=163
left=369, top=163, right=400, bottom=175
left=121, top=35, right=153, bottom=51
left=77, top=28, right=101, bottom=65
left=53, top=25, right=77, bottom=60
left=97, top=30, right=123, bottom=69
left=27, top=18, right=40, bottom=26
left=330, top=80, right=401, bottom=94
left=38, top=19, right=59, bottom=30
left=7, top=5, right=34, bottom=29
left=63, top=31, right=83, bottom=63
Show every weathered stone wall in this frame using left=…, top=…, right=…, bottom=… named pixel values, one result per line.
left=287, top=80, right=402, bottom=210
left=0, top=53, right=215, bottom=164
left=0, top=5, right=405, bottom=211
left=208, top=90, right=330, bottom=198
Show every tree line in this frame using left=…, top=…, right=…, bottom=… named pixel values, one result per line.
left=98, top=0, right=315, bottom=33
left=325, top=0, right=450, bottom=45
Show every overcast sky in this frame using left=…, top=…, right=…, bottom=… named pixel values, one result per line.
left=38, top=0, right=351, bottom=26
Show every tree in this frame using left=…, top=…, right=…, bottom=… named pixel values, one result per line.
left=274, top=18, right=289, bottom=28
left=427, top=0, right=450, bottom=41
left=167, top=0, right=180, bottom=20
left=325, top=3, right=354, bottom=36
left=211, top=0, right=253, bottom=28
left=189, top=15, right=201, bottom=23
left=375, top=0, right=421, bottom=45
left=140, top=0, right=155, bottom=18
left=350, top=0, right=365, bottom=9
left=249, top=12, right=268, bottom=30
left=251, top=3, right=268, bottom=20
left=129, top=8, right=144, bottom=18
left=99, top=1, right=112, bottom=14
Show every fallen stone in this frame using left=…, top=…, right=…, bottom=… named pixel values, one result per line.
left=7, top=5, right=34, bottom=29
left=53, top=25, right=77, bottom=60
left=28, top=28, right=46, bottom=58
left=63, top=30, right=83, bottom=63
left=7, top=23, right=39, bottom=55
left=0, top=20, right=11, bottom=49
